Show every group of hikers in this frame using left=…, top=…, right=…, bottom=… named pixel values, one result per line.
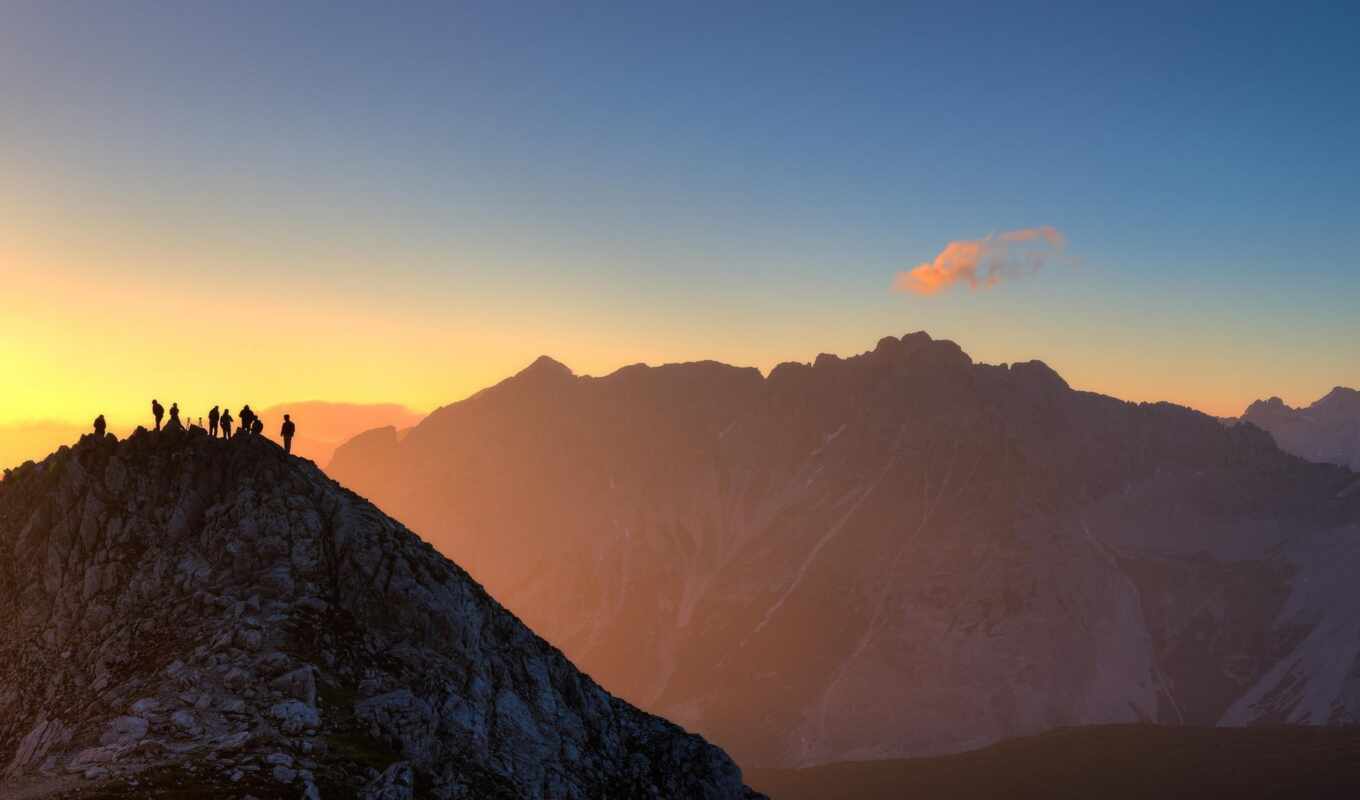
left=93, top=401, right=298, bottom=454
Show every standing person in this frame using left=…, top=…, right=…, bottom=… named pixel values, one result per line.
left=281, top=414, right=296, bottom=454
left=93, top=414, right=106, bottom=438
left=152, top=399, right=164, bottom=431
left=220, top=408, right=234, bottom=438
left=208, top=406, right=220, bottom=437
left=240, top=405, right=255, bottom=435
left=168, top=403, right=181, bottom=427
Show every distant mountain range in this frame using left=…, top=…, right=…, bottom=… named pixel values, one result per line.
left=328, top=332, right=1360, bottom=769
left=1236, top=388, right=1360, bottom=471
left=0, top=428, right=760, bottom=798
left=253, top=402, right=423, bottom=465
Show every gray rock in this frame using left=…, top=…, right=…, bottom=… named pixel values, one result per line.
left=271, top=701, right=320, bottom=734
left=273, top=765, right=298, bottom=783
left=170, top=710, right=199, bottom=735
left=99, top=716, right=148, bottom=747
left=271, top=666, right=317, bottom=707
left=0, top=426, right=760, bottom=799
left=360, top=761, right=414, bottom=800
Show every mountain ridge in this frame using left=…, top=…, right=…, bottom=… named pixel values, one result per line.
left=1239, top=386, right=1360, bottom=471
left=328, top=331, right=1360, bottom=768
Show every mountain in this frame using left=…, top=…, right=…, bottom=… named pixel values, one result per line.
left=0, top=404, right=420, bottom=481
left=0, top=428, right=760, bottom=798
left=1240, top=388, right=1360, bottom=471
left=747, top=724, right=1360, bottom=799
left=329, top=332, right=1360, bottom=768
left=252, top=402, right=424, bottom=466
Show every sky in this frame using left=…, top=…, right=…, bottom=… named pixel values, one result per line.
left=2, top=1, right=1358, bottom=453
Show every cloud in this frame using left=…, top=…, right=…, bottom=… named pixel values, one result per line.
left=893, top=226, right=1067, bottom=295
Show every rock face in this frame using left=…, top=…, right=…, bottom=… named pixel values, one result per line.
left=328, top=332, right=1360, bottom=768
left=0, top=428, right=760, bottom=798
left=1240, top=388, right=1360, bottom=471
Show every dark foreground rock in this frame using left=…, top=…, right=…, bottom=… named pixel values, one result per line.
left=0, top=428, right=761, bottom=799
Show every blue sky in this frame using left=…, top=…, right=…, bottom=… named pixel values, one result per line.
left=2, top=1, right=1357, bottom=420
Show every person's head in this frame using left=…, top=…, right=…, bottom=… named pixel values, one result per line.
left=284, top=414, right=290, bottom=421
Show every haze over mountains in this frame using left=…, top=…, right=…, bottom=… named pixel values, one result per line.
left=329, top=332, right=1360, bottom=769
left=0, top=427, right=759, bottom=798
left=1238, top=388, right=1360, bottom=472
left=253, top=402, right=424, bottom=466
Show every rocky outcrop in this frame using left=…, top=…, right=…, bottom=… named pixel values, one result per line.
left=0, top=428, right=760, bottom=798
left=329, top=332, right=1360, bottom=768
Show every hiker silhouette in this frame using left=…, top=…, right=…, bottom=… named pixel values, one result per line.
left=239, top=405, right=255, bottom=436
left=151, top=399, right=164, bottom=431
left=281, top=414, right=296, bottom=454
left=251, top=416, right=264, bottom=436
left=168, top=403, right=181, bottom=426
left=93, top=415, right=106, bottom=438
left=221, top=408, right=234, bottom=438
left=208, top=406, right=220, bottom=438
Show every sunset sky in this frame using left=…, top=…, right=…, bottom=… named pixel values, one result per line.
left=3, top=2, right=1357, bottom=456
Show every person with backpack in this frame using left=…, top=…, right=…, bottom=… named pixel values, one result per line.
left=93, top=414, right=106, bottom=438
left=221, top=408, right=234, bottom=438
left=239, top=405, right=255, bottom=436
left=168, top=402, right=181, bottom=428
left=281, top=414, right=296, bottom=454
left=251, top=416, right=264, bottom=436
left=151, top=399, right=164, bottom=431
left=208, top=406, right=220, bottom=437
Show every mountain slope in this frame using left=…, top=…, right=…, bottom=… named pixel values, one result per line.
left=329, top=332, right=1360, bottom=768
left=746, top=725, right=1360, bottom=799
left=0, top=427, right=760, bottom=798
left=1240, top=388, right=1360, bottom=471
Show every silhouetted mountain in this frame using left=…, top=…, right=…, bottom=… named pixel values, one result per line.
left=0, top=429, right=760, bottom=798
left=329, top=332, right=1360, bottom=769
left=747, top=725, right=1360, bottom=799
left=253, top=402, right=423, bottom=466
left=1240, top=388, right=1360, bottom=471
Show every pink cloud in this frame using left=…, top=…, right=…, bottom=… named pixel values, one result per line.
left=892, top=226, right=1067, bottom=296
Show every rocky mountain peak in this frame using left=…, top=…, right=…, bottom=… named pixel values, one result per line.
left=1245, top=396, right=1289, bottom=415
left=1316, top=386, right=1360, bottom=414
left=516, top=355, right=574, bottom=381
left=0, top=427, right=759, bottom=798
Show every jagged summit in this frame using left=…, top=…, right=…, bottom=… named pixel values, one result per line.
left=326, top=331, right=1360, bottom=768
left=0, top=427, right=760, bottom=798
left=1241, top=385, right=1360, bottom=471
